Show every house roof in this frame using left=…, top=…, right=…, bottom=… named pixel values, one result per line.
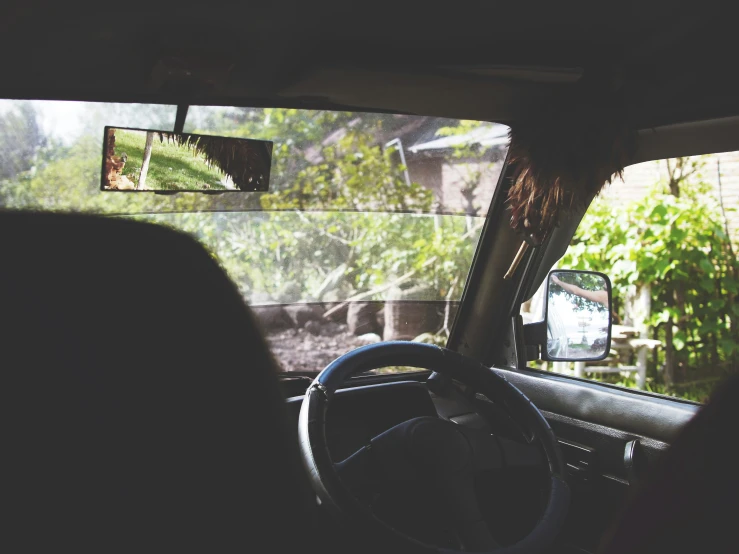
left=407, top=124, right=509, bottom=155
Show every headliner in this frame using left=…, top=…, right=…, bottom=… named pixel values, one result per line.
left=0, top=0, right=736, bottom=130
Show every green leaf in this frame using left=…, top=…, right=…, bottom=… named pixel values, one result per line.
left=673, top=334, right=686, bottom=351
left=654, top=258, right=673, bottom=279
left=700, top=278, right=715, bottom=293
left=699, top=259, right=715, bottom=274
left=653, top=310, right=672, bottom=325
left=650, top=204, right=668, bottom=219
left=719, top=339, right=737, bottom=356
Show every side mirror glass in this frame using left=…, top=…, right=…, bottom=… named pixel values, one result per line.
left=545, top=270, right=612, bottom=361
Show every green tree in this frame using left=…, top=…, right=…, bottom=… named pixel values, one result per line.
left=0, top=103, right=485, bottom=342
left=0, top=103, right=47, bottom=181
left=562, top=157, right=739, bottom=397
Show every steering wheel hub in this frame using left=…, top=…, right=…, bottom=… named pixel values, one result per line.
left=408, top=418, right=473, bottom=473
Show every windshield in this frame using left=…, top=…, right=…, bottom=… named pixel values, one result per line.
left=0, top=100, right=509, bottom=372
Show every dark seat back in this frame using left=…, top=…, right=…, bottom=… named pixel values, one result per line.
left=0, top=212, right=312, bottom=552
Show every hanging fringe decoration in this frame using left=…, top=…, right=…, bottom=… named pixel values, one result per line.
left=507, top=104, right=635, bottom=245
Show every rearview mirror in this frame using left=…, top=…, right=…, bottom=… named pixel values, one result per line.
left=101, top=127, right=272, bottom=192
left=544, top=270, right=612, bottom=361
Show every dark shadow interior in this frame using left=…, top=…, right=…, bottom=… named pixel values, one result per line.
left=0, top=212, right=315, bottom=551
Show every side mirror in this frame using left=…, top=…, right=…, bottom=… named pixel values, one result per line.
left=524, top=270, right=613, bottom=362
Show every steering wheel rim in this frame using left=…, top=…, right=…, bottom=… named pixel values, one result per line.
left=298, top=341, right=570, bottom=554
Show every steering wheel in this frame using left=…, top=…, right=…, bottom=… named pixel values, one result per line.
left=298, top=342, right=570, bottom=554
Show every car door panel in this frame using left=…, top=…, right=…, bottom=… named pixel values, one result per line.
left=494, top=367, right=698, bottom=443
left=432, top=366, right=696, bottom=552
left=490, top=367, right=699, bottom=552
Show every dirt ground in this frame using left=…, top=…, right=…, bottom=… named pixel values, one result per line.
left=255, top=300, right=450, bottom=373
left=265, top=322, right=372, bottom=372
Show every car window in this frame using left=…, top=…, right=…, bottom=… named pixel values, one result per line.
left=523, top=152, right=739, bottom=402
left=0, top=100, right=508, bottom=374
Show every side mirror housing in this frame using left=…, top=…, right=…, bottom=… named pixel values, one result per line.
left=524, top=270, right=612, bottom=362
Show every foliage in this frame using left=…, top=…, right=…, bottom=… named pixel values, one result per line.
left=0, top=134, right=207, bottom=215
left=562, top=157, right=739, bottom=395
left=178, top=107, right=484, bottom=310
left=260, top=126, right=432, bottom=213
left=0, top=103, right=48, bottom=180
left=0, top=104, right=485, bottom=322
left=554, top=368, right=716, bottom=403
left=115, top=130, right=229, bottom=191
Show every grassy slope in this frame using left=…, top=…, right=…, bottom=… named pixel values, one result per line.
left=115, top=130, right=227, bottom=191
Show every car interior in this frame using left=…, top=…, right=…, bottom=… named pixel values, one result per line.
left=2, top=2, right=738, bottom=553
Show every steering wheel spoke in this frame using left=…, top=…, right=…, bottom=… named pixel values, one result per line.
left=335, top=421, right=417, bottom=493
left=454, top=517, right=500, bottom=552
left=335, top=445, right=376, bottom=492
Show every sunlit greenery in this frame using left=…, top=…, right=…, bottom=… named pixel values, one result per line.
left=0, top=103, right=492, bottom=340
left=562, top=158, right=739, bottom=401
left=2, top=102, right=735, bottom=400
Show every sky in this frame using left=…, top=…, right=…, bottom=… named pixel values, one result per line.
left=0, top=100, right=88, bottom=143
left=0, top=100, right=178, bottom=145
left=550, top=292, right=609, bottom=345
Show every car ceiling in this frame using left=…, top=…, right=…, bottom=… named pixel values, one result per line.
left=1, top=0, right=735, bottom=130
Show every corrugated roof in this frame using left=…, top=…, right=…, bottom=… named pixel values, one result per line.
left=407, top=124, right=509, bottom=154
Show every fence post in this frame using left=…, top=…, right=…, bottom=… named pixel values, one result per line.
left=574, top=361, right=585, bottom=378
left=625, top=285, right=651, bottom=335
left=636, top=346, right=648, bottom=389
left=552, top=362, right=569, bottom=374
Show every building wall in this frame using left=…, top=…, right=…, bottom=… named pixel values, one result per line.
left=406, top=157, right=443, bottom=203
left=406, top=157, right=504, bottom=216
left=440, top=161, right=503, bottom=216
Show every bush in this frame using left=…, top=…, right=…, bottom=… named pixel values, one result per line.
left=561, top=159, right=739, bottom=396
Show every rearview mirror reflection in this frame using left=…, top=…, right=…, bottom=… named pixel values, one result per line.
left=101, top=127, right=272, bottom=192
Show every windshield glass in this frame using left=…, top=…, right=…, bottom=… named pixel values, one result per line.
left=0, top=100, right=509, bottom=371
